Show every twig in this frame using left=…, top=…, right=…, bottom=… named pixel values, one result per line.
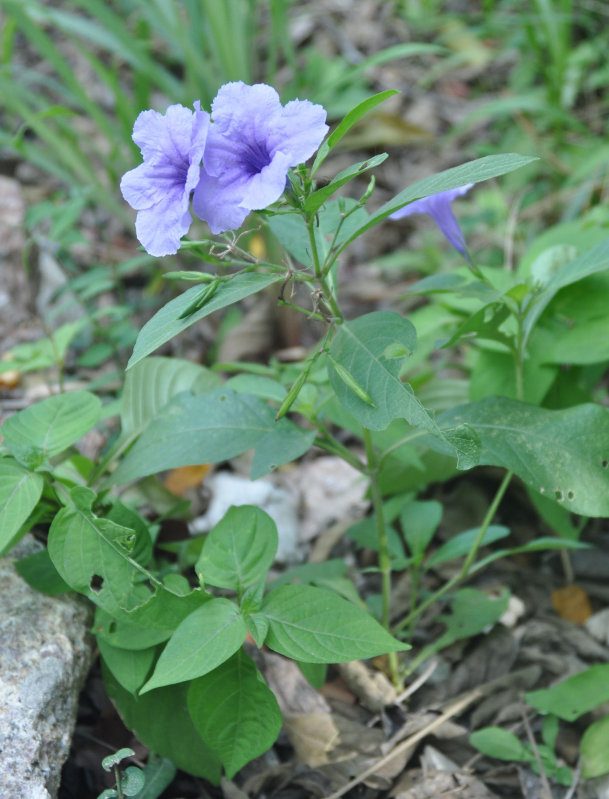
left=520, top=706, right=553, bottom=799
left=322, top=688, right=482, bottom=799
left=562, top=756, right=581, bottom=799
left=394, top=658, right=439, bottom=704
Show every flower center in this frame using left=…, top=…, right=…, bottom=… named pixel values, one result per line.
left=240, top=139, right=272, bottom=176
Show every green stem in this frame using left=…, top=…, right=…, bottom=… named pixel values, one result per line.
left=361, top=427, right=401, bottom=687
left=393, top=469, right=513, bottom=635
left=313, top=433, right=366, bottom=474
left=362, top=428, right=391, bottom=628
left=306, top=215, right=343, bottom=322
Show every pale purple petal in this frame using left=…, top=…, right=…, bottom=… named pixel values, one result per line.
left=135, top=199, right=192, bottom=258
left=120, top=102, right=209, bottom=255
left=194, top=82, right=328, bottom=232
left=267, top=99, right=329, bottom=165
left=192, top=169, right=250, bottom=235
left=390, top=183, right=473, bottom=256
left=239, top=151, right=292, bottom=209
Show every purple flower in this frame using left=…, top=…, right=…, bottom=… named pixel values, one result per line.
left=193, top=82, right=328, bottom=234
left=120, top=102, right=209, bottom=256
left=390, top=184, right=474, bottom=257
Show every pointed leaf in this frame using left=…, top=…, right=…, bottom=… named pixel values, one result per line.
left=311, top=89, right=398, bottom=175
left=196, top=505, right=278, bottom=591
left=305, top=153, right=388, bottom=214
left=128, top=272, right=283, bottom=368
left=440, top=397, right=609, bottom=516
left=142, top=598, right=247, bottom=691
left=328, top=311, right=478, bottom=467
left=1, top=391, right=101, bottom=465
left=261, top=584, right=409, bottom=663
left=104, top=667, right=221, bottom=782
left=111, top=389, right=315, bottom=485
left=334, top=153, right=538, bottom=255
left=0, top=458, right=44, bottom=555
left=187, top=650, right=282, bottom=778
left=526, top=665, right=609, bottom=721
left=120, top=356, right=221, bottom=439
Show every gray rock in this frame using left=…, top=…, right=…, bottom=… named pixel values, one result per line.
left=0, top=537, right=94, bottom=799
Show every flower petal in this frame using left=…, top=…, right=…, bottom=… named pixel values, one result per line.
left=210, top=82, right=282, bottom=136
left=192, top=169, right=250, bottom=235
left=239, top=151, right=291, bottom=209
left=267, top=99, right=329, bottom=165
left=135, top=198, right=192, bottom=257
left=132, top=104, right=201, bottom=163
left=120, top=162, right=164, bottom=210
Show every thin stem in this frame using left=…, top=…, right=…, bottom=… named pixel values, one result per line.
left=393, top=469, right=513, bottom=635
left=313, top=433, right=366, bottom=474
left=362, top=428, right=391, bottom=630
left=306, top=214, right=343, bottom=322
left=361, top=427, right=400, bottom=687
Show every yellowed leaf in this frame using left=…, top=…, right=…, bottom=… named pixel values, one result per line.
left=552, top=584, right=592, bottom=624
left=163, top=464, right=211, bottom=496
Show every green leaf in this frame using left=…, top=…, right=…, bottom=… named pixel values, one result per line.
left=120, top=356, right=221, bottom=440
left=426, top=525, right=510, bottom=568
left=469, top=727, right=531, bottom=762
left=310, top=89, right=398, bottom=175
left=523, top=237, right=609, bottom=343
left=581, top=714, right=609, bottom=778
left=334, top=153, right=538, bottom=255
left=131, top=758, right=176, bottom=799
left=98, top=639, right=156, bottom=695
left=14, top=548, right=70, bottom=594
left=111, top=389, right=315, bottom=485
left=103, top=666, right=221, bottom=783
left=439, top=588, right=509, bottom=642
left=439, top=397, right=609, bottom=516
left=196, top=505, right=278, bottom=592
left=297, top=661, right=328, bottom=689
left=261, top=584, right=409, bottom=663
left=400, top=500, right=443, bottom=561
left=2, top=391, right=101, bottom=465
left=102, top=747, right=135, bottom=771
left=327, top=312, right=478, bottom=467
left=526, top=665, right=609, bottom=721
left=141, top=598, right=247, bottom=692
left=305, top=153, right=388, bottom=214
left=187, top=649, right=282, bottom=778
left=49, top=488, right=205, bottom=645
left=48, top=486, right=156, bottom=616
left=0, top=459, right=44, bottom=555
left=93, top=589, right=208, bottom=650
left=121, top=767, right=146, bottom=796
left=128, top=272, right=283, bottom=369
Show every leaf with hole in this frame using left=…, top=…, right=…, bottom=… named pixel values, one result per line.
left=439, top=397, right=609, bottom=516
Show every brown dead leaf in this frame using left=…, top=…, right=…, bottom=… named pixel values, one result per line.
left=163, top=464, right=211, bottom=496
left=0, top=369, right=20, bottom=388
left=552, top=584, right=592, bottom=624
